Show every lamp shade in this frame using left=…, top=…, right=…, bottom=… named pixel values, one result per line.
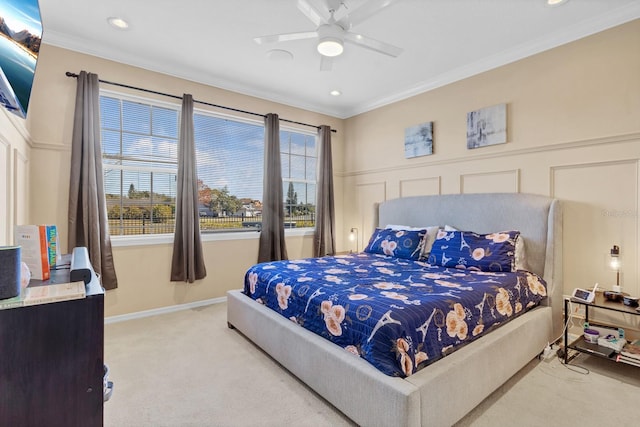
left=610, top=244, right=621, bottom=292
left=349, top=228, right=359, bottom=252
left=610, top=245, right=620, bottom=269
left=316, top=23, right=344, bottom=57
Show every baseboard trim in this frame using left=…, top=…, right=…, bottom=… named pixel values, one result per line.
left=104, top=296, right=226, bottom=324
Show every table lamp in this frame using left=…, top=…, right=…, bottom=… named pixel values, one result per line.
left=610, top=245, right=621, bottom=293
left=349, top=227, right=359, bottom=253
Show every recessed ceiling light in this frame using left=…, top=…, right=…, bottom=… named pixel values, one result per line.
left=107, top=17, right=129, bottom=30
left=330, top=90, right=341, bottom=96
left=546, top=0, right=568, bottom=6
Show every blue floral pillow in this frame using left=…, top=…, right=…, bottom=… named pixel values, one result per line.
left=427, top=230, right=520, bottom=272
left=364, top=228, right=426, bottom=260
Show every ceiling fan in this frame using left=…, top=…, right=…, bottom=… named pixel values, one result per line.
left=253, top=0, right=403, bottom=70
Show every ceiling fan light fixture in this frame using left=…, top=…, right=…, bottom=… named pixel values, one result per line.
left=317, top=37, right=344, bottom=57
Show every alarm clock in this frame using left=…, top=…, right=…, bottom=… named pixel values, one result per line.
left=571, top=283, right=598, bottom=304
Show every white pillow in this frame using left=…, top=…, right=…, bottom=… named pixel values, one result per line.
left=385, top=224, right=423, bottom=231
left=514, top=236, right=527, bottom=271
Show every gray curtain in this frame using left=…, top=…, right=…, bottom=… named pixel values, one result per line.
left=258, top=113, right=288, bottom=263
left=313, top=125, right=335, bottom=257
left=171, top=94, right=207, bottom=282
left=68, top=71, right=118, bottom=290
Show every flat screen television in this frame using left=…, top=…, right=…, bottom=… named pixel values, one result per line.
left=0, top=0, right=41, bottom=119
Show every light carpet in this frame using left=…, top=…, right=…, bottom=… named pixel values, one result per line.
left=104, top=302, right=640, bottom=427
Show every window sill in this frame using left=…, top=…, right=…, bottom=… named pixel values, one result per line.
left=110, top=228, right=315, bottom=248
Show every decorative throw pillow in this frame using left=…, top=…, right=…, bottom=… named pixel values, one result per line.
left=364, top=228, right=426, bottom=260
left=420, top=226, right=440, bottom=259
left=384, top=224, right=440, bottom=259
left=427, top=230, right=520, bottom=272
left=445, top=225, right=527, bottom=270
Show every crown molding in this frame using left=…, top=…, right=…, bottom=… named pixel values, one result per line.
left=41, top=3, right=640, bottom=120
left=43, top=30, right=341, bottom=119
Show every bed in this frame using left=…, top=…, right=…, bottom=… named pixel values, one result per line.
left=227, top=193, right=563, bottom=426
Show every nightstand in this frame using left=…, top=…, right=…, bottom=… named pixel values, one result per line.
left=564, top=291, right=640, bottom=367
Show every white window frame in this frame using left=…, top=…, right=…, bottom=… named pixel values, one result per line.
left=100, top=90, right=316, bottom=247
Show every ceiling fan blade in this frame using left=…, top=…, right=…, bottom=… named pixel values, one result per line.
left=254, top=31, right=318, bottom=45
left=297, top=0, right=330, bottom=27
left=344, top=32, right=403, bottom=57
left=338, top=0, right=397, bottom=29
left=319, top=55, right=333, bottom=71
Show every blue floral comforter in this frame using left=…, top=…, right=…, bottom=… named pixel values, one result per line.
left=243, top=253, right=547, bottom=378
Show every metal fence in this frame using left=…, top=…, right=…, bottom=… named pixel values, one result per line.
left=108, top=214, right=315, bottom=236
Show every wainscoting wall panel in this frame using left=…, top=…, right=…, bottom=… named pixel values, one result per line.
left=460, top=169, right=520, bottom=194
left=552, top=160, right=639, bottom=298
left=399, top=177, right=441, bottom=197
left=0, top=139, right=9, bottom=243
left=13, top=149, right=28, bottom=231
left=354, top=182, right=386, bottom=249
left=343, top=134, right=640, bottom=301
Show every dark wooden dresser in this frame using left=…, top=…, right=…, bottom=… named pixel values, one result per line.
left=0, top=277, right=104, bottom=426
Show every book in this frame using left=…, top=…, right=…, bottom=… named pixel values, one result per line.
left=0, top=293, right=25, bottom=310
left=14, top=225, right=50, bottom=281
left=598, top=335, right=626, bottom=352
left=620, top=339, right=640, bottom=360
left=23, top=281, right=86, bottom=306
left=45, top=225, right=61, bottom=268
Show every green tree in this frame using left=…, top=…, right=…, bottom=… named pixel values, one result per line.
left=107, top=204, right=122, bottom=219
left=152, top=204, right=172, bottom=223
left=127, top=206, right=143, bottom=219
left=286, top=182, right=298, bottom=215
left=211, top=186, right=242, bottom=216
left=198, top=179, right=213, bottom=207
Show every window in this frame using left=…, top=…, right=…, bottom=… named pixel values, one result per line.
left=101, top=94, right=179, bottom=236
left=100, top=91, right=317, bottom=236
left=281, top=130, right=316, bottom=228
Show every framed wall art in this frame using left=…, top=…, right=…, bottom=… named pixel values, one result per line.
left=405, top=121, right=433, bottom=158
left=466, top=103, right=507, bottom=149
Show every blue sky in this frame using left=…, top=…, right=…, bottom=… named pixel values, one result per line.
left=100, top=95, right=317, bottom=203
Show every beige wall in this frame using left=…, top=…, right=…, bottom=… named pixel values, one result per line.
left=342, top=18, right=640, bottom=331
left=10, top=20, right=640, bottom=323
left=25, top=44, right=344, bottom=316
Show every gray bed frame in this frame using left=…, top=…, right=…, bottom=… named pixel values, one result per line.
left=227, top=193, right=563, bottom=426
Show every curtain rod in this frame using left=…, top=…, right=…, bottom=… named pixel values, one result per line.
left=65, top=72, right=336, bottom=133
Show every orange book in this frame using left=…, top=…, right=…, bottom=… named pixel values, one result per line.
left=14, top=225, right=51, bottom=281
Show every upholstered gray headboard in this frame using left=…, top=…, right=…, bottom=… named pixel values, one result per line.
left=376, top=193, right=563, bottom=336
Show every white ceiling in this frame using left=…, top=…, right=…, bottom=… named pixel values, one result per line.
left=39, top=0, right=640, bottom=119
